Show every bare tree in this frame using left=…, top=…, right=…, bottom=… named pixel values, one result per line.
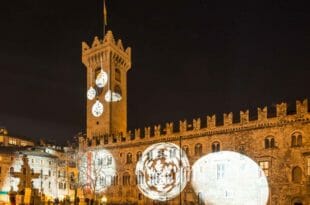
left=78, top=149, right=116, bottom=202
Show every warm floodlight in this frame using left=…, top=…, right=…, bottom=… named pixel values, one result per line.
left=135, top=142, right=190, bottom=201
left=79, top=149, right=116, bottom=194
left=192, top=151, right=269, bottom=205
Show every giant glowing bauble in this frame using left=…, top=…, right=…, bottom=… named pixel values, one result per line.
left=79, top=149, right=116, bottom=194
left=104, top=90, right=122, bottom=102
left=92, top=100, right=104, bottom=117
left=87, top=86, right=96, bottom=100
left=95, top=69, right=108, bottom=88
left=135, top=143, right=190, bottom=201
left=192, top=151, right=269, bottom=205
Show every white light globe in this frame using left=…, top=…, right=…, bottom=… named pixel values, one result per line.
left=92, top=100, right=104, bottom=117
left=191, top=151, right=269, bottom=205
left=104, top=90, right=122, bottom=102
left=95, top=69, right=108, bottom=88
left=135, top=142, right=190, bottom=201
left=87, top=86, right=96, bottom=100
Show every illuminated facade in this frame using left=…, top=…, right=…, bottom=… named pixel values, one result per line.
left=0, top=145, right=78, bottom=203
left=79, top=30, right=310, bottom=205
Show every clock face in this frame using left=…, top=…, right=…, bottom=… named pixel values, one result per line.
left=104, top=90, right=122, bottom=102
left=95, top=69, right=108, bottom=88
left=92, top=100, right=104, bottom=117
left=87, top=86, right=96, bottom=100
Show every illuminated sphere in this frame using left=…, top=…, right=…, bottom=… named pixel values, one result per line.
left=104, top=90, right=122, bottom=102
left=87, top=86, right=96, bottom=100
left=91, top=100, right=104, bottom=117
left=191, top=151, right=269, bottom=205
left=95, top=69, right=108, bottom=88
left=135, top=142, right=190, bottom=201
left=79, top=149, right=116, bottom=194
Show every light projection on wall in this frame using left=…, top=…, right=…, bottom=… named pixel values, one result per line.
left=104, top=90, right=122, bottom=102
left=191, top=151, right=269, bottom=205
left=92, top=100, right=104, bottom=117
left=87, top=86, right=96, bottom=100
left=135, top=143, right=190, bottom=201
left=0, top=155, right=66, bottom=202
left=95, top=69, right=108, bottom=88
left=79, top=149, right=116, bottom=194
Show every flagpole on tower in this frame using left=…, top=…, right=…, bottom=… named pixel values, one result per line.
left=103, top=0, right=107, bottom=38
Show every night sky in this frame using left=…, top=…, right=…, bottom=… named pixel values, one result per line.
left=0, top=0, right=309, bottom=145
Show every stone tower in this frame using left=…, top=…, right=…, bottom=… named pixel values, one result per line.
left=82, top=31, right=131, bottom=139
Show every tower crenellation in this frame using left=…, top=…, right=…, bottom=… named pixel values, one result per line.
left=276, top=102, right=287, bottom=118
left=223, top=112, right=233, bottom=126
left=258, top=106, right=268, bottom=121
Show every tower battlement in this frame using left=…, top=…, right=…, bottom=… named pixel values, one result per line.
left=80, top=99, right=309, bottom=148
left=82, top=31, right=131, bottom=70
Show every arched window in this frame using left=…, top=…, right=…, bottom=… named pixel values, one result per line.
left=292, top=166, right=302, bottom=183
left=212, top=141, right=220, bottom=152
left=297, top=134, right=302, bottom=146
left=291, top=135, right=296, bottom=147
left=147, top=151, right=153, bottom=160
left=136, top=151, right=142, bottom=161
left=10, top=167, right=14, bottom=173
left=182, top=145, right=189, bottom=156
left=126, top=153, right=132, bottom=164
left=270, top=138, right=275, bottom=148
left=170, top=148, right=177, bottom=158
left=123, top=172, right=130, bottom=186
left=137, top=171, right=144, bottom=185
left=115, top=68, right=121, bottom=82
left=114, top=85, right=122, bottom=96
left=99, top=176, right=106, bottom=186
left=265, top=136, right=276, bottom=149
left=291, top=132, right=302, bottom=147
left=112, top=175, right=118, bottom=186
left=264, top=138, right=270, bottom=149
left=292, top=198, right=303, bottom=205
left=195, top=143, right=202, bottom=156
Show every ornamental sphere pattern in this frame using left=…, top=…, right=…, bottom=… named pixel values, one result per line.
left=135, top=142, right=190, bottom=201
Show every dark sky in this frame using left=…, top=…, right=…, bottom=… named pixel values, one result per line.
left=0, top=0, right=309, bottom=144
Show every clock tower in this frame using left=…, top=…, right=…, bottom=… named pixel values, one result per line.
left=82, top=31, right=131, bottom=139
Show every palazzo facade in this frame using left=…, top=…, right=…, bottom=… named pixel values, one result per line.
left=79, top=30, right=310, bottom=205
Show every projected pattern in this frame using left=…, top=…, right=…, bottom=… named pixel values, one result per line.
left=79, top=149, right=116, bottom=194
left=192, top=151, right=269, bottom=205
left=136, top=143, right=190, bottom=201
left=104, top=90, right=122, bottom=102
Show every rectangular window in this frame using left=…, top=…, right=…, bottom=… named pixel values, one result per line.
left=8, top=138, right=17, bottom=145
left=259, top=161, right=269, bottom=177
left=217, top=163, right=225, bottom=180
left=115, top=69, right=121, bottom=82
